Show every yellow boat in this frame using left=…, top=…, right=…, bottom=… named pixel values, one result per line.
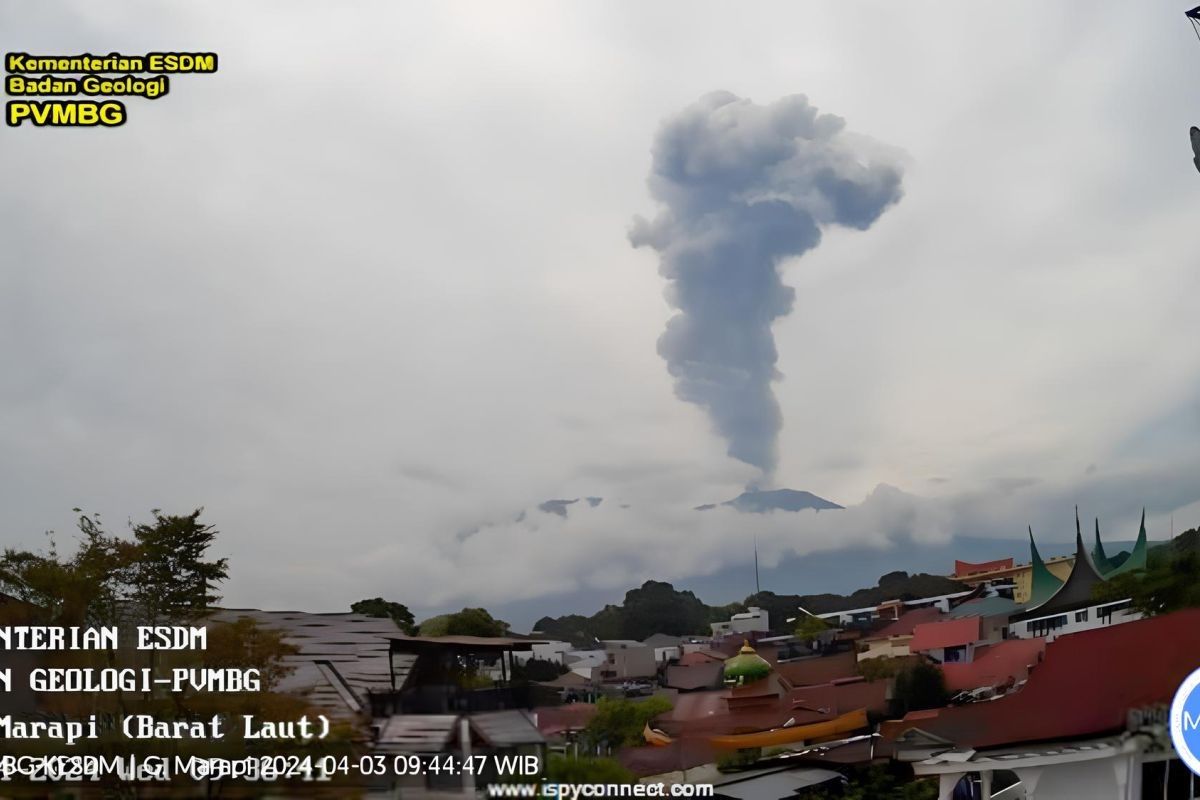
left=643, top=723, right=674, bottom=747
left=709, top=708, right=868, bottom=749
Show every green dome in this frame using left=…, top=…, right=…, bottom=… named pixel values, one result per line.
left=724, top=641, right=771, bottom=686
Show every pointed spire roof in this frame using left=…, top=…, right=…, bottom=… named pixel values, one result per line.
left=1025, top=510, right=1107, bottom=614
left=1028, top=525, right=1064, bottom=607
left=1106, top=508, right=1148, bottom=577
left=1092, top=518, right=1115, bottom=574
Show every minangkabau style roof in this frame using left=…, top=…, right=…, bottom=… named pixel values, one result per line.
left=1091, top=518, right=1116, bottom=574
left=1026, top=526, right=1064, bottom=608
left=1102, top=509, right=1148, bottom=578
left=1015, top=511, right=1107, bottom=620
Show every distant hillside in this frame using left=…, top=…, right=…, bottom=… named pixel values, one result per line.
left=532, top=571, right=967, bottom=647
left=696, top=488, right=843, bottom=512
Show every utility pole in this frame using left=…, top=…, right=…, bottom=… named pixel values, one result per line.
left=754, top=535, right=761, bottom=596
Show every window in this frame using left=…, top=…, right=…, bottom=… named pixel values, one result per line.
left=1098, top=600, right=1132, bottom=621
left=1075, top=609, right=1088, bottom=623
left=943, top=645, right=967, bottom=663
left=1026, top=615, right=1068, bottom=638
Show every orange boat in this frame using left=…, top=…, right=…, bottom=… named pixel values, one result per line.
left=708, top=708, right=868, bottom=749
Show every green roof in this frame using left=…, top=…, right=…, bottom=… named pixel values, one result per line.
left=1092, top=518, right=1116, bottom=574
left=1104, top=509, right=1148, bottom=578
left=724, top=641, right=771, bottom=686
left=1028, top=525, right=1064, bottom=607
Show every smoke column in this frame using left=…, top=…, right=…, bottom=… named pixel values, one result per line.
left=630, top=91, right=904, bottom=484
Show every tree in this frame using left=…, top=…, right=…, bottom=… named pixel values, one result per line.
left=807, top=765, right=938, bottom=800
left=511, top=657, right=568, bottom=682
left=128, top=508, right=228, bottom=624
left=583, top=696, right=673, bottom=750
left=542, top=754, right=636, bottom=784
left=794, top=613, right=830, bottom=643
left=1093, top=528, right=1200, bottom=616
left=420, top=607, right=510, bottom=637
left=893, top=662, right=949, bottom=716
left=619, top=581, right=710, bottom=639
left=352, top=597, right=418, bottom=634
left=857, top=656, right=905, bottom=682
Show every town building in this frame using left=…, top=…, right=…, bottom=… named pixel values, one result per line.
left=884, top=608, right=1200, bottom=799
left=1008, top=517, right=1144, bottom=642
left=710, top=606, right=770, bottom=637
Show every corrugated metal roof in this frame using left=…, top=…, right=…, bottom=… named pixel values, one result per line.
left=376, top=714, right=459, bottom=752
left=470, top=710, right=545, bottom=746
left=909, top=617, right=980, bottom=652
left=947, top=597, right=1020, bottom=619
left=207, top=609, right=411, bottom=721
left=870, top=607, right=944, bottom=640
left=881, top=608, right=1200, bottom=750
left=941, top=637, right=1045, bottom=692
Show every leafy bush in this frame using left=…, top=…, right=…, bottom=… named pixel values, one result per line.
left=543, top=754, right=636, bottom=783
left=583, top=695, right=674, bottom=749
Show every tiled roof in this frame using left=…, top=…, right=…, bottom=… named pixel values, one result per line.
left=665, top=662, right=723, bottom=691
left=471, top=710, right=545, bottom=747
left=882, top=608, right=1200, bottom=750
left=871, top=607, right=944, bottom=639
left=679, top=649, right=725, bottom=666
left=940, top=637, right=1046, bottom=692
left=909, top=617, right=981, bottom=652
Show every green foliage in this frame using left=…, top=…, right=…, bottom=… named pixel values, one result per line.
left=512, top=656, right=569, bottom=682
left=807, top=765, right=938, bottom=800
left=419, top=607, right=510, bottom=637
left=129, top=508, right=228, bottom=623
left=542, top=754, right=636, bottom=784
left=857, top=656, right=905, bottom=682
left=716, top=747, right=762, bottom=772
left=0, top=508, right=226, bottom=627
left=893, top=662, right=950, bottom=716
left=203, top=616, right=299, bottom=691
left=536, top=581, right=713, bottom=645
left=1093, top=527, right=1200, bottom=616
left=583, top=695, right=674, bottom=749
left=620, top=581, right=711, bottom=640
left=535, top=574, right=969, bottom=646
left=352, top=597, right=418, bottom=634
left=793, top=613, right=830, bottom=642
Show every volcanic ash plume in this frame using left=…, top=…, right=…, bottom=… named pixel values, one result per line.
left=630, top=91, right=905, bottom=483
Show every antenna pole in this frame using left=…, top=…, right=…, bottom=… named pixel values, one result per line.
left=754, top=535, right=761, bottom=596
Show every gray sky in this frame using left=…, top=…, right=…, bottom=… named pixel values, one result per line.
left=3, top=1, right=1200, bottom=622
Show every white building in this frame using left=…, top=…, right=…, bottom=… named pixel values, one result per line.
left=909, top=728, right=1185, bottom=799
left=710, top=606, right=769, bottom=636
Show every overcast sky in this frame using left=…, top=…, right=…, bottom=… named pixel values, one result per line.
left=2, top=1, right=1199, bottom=624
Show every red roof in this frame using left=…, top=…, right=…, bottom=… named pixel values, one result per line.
left=678, top=650, right=724, bottom=667
left=941, top=637, right=1045, bottom=692
left=882, top=608, right=1200, bottom=750
left=954, top=558, right=1014, bottom=577
left=909, top=617, right=981, bottom=652
left=872, top=607, right=945, bottom=639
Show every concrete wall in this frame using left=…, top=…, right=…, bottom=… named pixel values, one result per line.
left=597, top=646, right=657, bottom=680
left=1011, top=602, right=1141, bottom=643
left=858, top=636, right=913, bottom=662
